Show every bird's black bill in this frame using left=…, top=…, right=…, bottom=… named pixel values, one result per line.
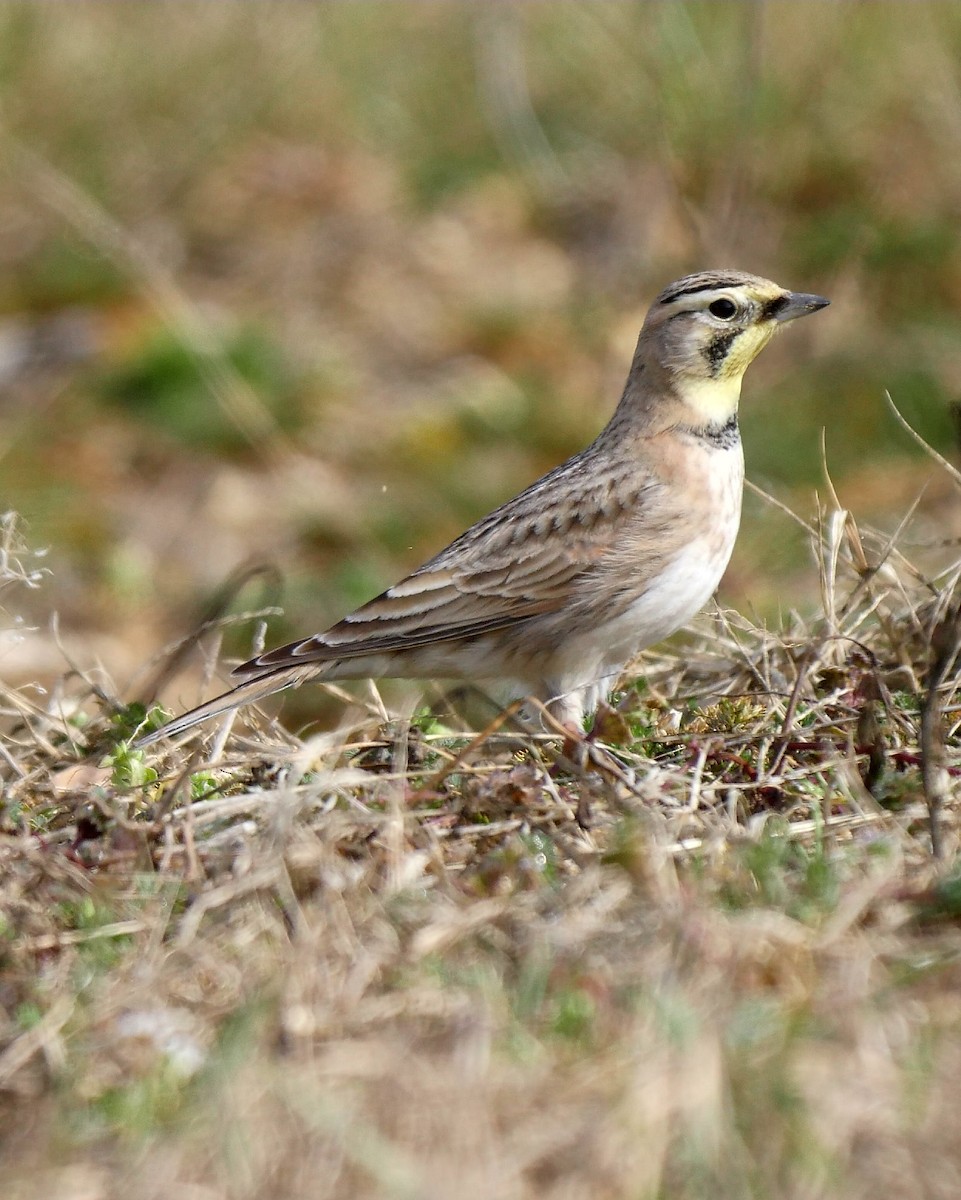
left=771, top=291, right=831, bottom=323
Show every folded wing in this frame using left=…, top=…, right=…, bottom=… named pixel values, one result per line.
left=234, top=452, right=660, bottom=678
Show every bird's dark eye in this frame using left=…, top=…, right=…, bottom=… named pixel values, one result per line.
left=709, top=297, right=738, bottom=319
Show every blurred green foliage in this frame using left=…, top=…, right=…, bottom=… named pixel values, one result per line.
left=98, top=326, right=302, bottom=452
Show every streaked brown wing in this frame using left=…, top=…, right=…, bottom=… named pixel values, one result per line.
left=234, top=452, right=659, bottom=677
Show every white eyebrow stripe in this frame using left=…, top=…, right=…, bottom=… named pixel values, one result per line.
left=659, top=290, right=743, bottom=317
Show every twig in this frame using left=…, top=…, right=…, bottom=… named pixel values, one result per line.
left=0, top=996, right=74, bottom=1086
left=427, top=698, right=529, bottom=792
left=884, top=389, right=961, bottom=494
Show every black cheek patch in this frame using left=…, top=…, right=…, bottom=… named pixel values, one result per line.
left=704, top=331, right=738, bottom=374
left=762, top=294, right=789, bottom=320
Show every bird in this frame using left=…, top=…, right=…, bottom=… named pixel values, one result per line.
left=138, top=270, right=828, bottom=748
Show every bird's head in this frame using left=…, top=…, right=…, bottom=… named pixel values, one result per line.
left=638, top=270, right=829, bottom=426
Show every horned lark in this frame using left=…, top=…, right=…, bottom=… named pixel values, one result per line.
left=140, top=270, right=828, bottom=746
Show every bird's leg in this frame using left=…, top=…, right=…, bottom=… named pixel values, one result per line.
left=544, top=721, right=594, bottom=828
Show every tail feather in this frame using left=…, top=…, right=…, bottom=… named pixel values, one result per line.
left=134, top=667, right=309, bottom=748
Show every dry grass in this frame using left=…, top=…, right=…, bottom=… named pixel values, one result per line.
left=3, top=470, right=961, bottom=1199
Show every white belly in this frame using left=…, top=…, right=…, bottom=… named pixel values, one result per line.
left=549, top=449, right=743, bottom=708
left=551, top=532, right=732, bottom=698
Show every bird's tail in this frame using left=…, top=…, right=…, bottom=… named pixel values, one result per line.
left=134, top=666, right=312, bottom=749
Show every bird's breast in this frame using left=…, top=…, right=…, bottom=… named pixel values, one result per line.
left=574, top=439, right=744, bottom=666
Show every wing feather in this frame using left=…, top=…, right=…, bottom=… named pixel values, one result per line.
left=234, top=450, right=661, bottom=679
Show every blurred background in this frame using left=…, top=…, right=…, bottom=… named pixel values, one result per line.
left=3, top=2, right=961, bottom=716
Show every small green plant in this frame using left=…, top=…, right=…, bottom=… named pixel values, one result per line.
left=110, top=702, right=171, bottom=742
left=189, top=770, right=221, bottom=801
left=102, top=743, right=158, bottom=791
left=547, top=984, right=597, bottom=1044
left=90, top=1066, right=193, bottom=1140
left=914, top=866, right=961, bottom=924
left=15, top=1001, right=43, bottom=1031
left=713, top=822, right=841, bottom=923
left=58, top=896, right=113, bottom=931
